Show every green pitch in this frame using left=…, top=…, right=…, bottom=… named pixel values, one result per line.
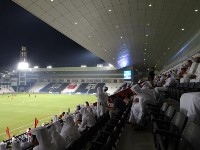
left=0, top=93, right=96, bottom=141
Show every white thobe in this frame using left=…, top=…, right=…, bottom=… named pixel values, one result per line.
left=60, top=115, right=80, bottom=145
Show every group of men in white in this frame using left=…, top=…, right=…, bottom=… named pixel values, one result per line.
left=2, top=53, right=200, bottom=149
left=129, top=53, right=200, bottom=129
left=0, top=87, right=109, bottom=150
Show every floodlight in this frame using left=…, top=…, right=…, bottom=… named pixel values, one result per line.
left=109, top=64, right=113, bottom=67
left=81, top=65, right=87, bottom=67
left=17, top=62, right=29, bottom=70
left=34, top=66, right=39, bottom=69
left=47, top=66, right=52, bottom=68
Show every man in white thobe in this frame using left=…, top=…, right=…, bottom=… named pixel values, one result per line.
left=78, top=107, right=96, bottom=132
left=155, top=74, right=176, bottom=93
left=31, top=126, right=56, bottom=150
left=60, top=114, right=80, bottom=145
left=96, top=87, right=107, bottom=117
left=129, top=84, right=157, bottom=128
left=0, top=142, right=7, bottom=150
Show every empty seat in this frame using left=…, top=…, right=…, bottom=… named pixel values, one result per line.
left=153, top=112, right=188, bottom=149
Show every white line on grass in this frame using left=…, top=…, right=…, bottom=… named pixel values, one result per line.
left=0, top=108, right=75, bottom=137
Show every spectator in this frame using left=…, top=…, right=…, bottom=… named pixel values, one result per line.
left=113, top=95, right=126, bottom=112
left=0, top=142, right=7, bottom=150
left=96, top=87, right=107, bottom=117
left=148, top=67, right=155, bottom=87
left=52, top=115, right=59, bottom=123
left=78, top=107, right=96, bottom=132
left=26, top=128, right=31, bottom=142
left=31, top=126, right=56, bottom=150
left=60, top=114, right=80, bottom=145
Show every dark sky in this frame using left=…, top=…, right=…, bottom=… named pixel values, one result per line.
left=0, top=0, right=106, bottom=69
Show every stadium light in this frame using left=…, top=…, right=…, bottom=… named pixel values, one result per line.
left=47, top=66, right=52, bottom=68
left=109, top=64, right=113, bottom=67
left=34, top=66, right=39, bottom=69
left=81, top=65, right=87, bottom=67
left=17, top=62, right=29, bottom=70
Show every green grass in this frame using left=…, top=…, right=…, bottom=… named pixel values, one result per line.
left=0, top=93, right=96, bottom=141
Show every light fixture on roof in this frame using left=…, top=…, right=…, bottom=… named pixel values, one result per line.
left=113, top=58, right=115, bottom=59
left=181, top=28, right=185, bottom=31
left=105, top=49, right=107, bottom=51
left=34, top=66, right=39, bottom=69
left=147, top=23, right=150, bottom=26
left=88, top=35, right=91, bottom=38
left=18, top=62, right=29, bottom=70
left=75, top=22, right=77, bottom=25
left=116, top=25, right=119, bottom=28
left=195, top=9, right=198, bottom=12
left=47, top=66, right=52, bottom=69
left=146, top=34, right=149, bottom=37
left=51, top=0, right=53, bottom=1
left=120, top=36, right=123, bottom=39
left=168, top=47, right=170, bottom=49
left=109, top=64, right=113, bottom=67
left=144, top=58, right=146, bottom=61
left=145, top=49, right=147, bottom=51
left=149, top=4, right=152, bottom=7
left=164, top=53, right=166, bottom=55
left=81, top=65, right=87, bottom=67
left=147, top=68, right=150, bottom=70
left=109, top=9, right=111, bottom=12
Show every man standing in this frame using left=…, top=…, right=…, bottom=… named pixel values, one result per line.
left=148, top=67, right=155, bottom=87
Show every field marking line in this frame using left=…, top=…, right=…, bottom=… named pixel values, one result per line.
left=0, top=108, right=75, bottom=136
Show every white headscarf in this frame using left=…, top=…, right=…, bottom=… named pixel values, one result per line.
left=89, top=104, right=97, bottom=117
left=49, top=123, right=66, bottom=150
left=0, top=142, right=7, bottom=150
left=11, top=141, right=22, bottom=150
left=53, top=121, right=62, bottom=134
left=52, top=115, right=59, bottom=123
left=131, top=84, right=156, bottom=104
left=79, top=107, right=96, bottom=129
left=96, top=87, right=104, bottom=103
left=31, top=126, right=56, bottom=150
left=60, top=114, right=80, bottom=143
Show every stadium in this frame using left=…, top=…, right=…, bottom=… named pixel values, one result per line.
left=1, top=0, right=200, bottom=150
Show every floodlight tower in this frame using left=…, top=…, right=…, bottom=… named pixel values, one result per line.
left=20, top=46, right=27, bottom=62
left=17, top=46, right=29, bottom=92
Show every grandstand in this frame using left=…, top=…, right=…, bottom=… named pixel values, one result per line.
left=1, top=0, right=200, bottom=149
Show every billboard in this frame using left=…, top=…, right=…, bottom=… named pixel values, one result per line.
left=124, top=70, right=132, bottom=80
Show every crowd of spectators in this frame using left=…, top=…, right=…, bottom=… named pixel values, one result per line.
left=1, top=53, right=200, bottom=149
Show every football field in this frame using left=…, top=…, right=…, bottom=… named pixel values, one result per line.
left=0, top=93, right=96, bottom=141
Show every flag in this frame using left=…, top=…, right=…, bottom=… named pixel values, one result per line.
left=34, top=117, right=39, bottom=128
left=6, top=127, right=11, bottom=139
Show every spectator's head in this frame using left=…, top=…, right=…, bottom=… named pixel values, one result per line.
left=103, top=86, right=108, bottom=92
left=151, top=67, right=155, bottom=71
left=85, top=101, right=89, bottom=107
left=187, top=59, right=193, bottom=67
left=195, top=56, right=200, bottom=63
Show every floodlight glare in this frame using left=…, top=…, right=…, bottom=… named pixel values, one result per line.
left=34, top=66, right=39, bottom=68
left=109, top=64, right=113, bottom=67
left=17, top=62, right=29, bottom=70
left=47, top=66, right=52, bottom=68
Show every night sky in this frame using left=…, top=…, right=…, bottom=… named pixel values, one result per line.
left=0, top=0, right=106, bottom=69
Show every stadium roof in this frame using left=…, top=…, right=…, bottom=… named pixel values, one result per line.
left=13, top=0, right=200, bottom=71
